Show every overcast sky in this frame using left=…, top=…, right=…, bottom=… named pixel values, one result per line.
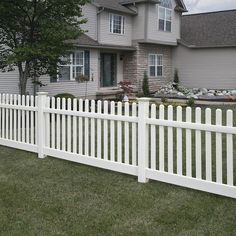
left=185, top=0, right=236, bottom=14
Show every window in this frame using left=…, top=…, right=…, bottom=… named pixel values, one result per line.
left=149, top=54, right=163, bottom=77
left=57, top=51, right=90, bottom=82
left=159, top=0, right=172, bottom=32
left=110, top=14, right=125, bottom=34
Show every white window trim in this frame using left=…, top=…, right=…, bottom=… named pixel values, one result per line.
left=149, top=54, right=163, bottom=78
left=158, top=6, right=172, bottom=32
left=109, top=13, right=125, bottom=35
left=59, top=51, right=85, bottom=81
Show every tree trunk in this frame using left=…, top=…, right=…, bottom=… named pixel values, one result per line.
left=18, top=62, right=29, bottom=95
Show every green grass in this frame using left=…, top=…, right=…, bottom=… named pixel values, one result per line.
left=0, top=145, right=236, bottom=236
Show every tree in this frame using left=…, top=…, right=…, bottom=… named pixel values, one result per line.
left=0, top=0, right=88, bottom=95
left=142, top=71, right=150, bottom=97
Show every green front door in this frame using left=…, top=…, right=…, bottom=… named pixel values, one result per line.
left=100, top=53, right=117, bottom=87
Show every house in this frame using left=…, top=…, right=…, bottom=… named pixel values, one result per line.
left=0, top=0, right=187, bottom=98
left=173, top=10, right=236, bottom=89
left=0, top=1, right=235, bottom=98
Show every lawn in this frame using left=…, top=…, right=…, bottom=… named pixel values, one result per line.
left=1, top=144, right=236, bottom=236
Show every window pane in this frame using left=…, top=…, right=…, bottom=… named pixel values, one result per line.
left=157, top=55, right=163, bottom=65
left=166, top=9, right=172, bottom=21
left=59, top=66, right=70, bottom=81
left=149, top=55, right=156, bottom=66
left=149, top=66, right=156, bottom=77
left=157, top=66, right=163, bottom=76
left=111, top=14, right=123, bottom=34
left=74, top=52, right=84, bottom=66
left=159, top=19, right=165, bottom=31
left=166, top=21, right=171, bottom=32
left=73, top=66, right=84, bottom=79
left=160, top=0, right=172, bottom=9
left=159, top=7, right=165, bottom=19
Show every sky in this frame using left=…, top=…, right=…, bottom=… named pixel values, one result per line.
left=184, top=0, right=236, bottom=14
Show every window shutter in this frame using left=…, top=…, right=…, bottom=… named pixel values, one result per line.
left=84, top=50, right=90, bottom=80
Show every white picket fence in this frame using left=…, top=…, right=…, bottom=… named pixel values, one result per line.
left=0, top=92, right=235, bottom=198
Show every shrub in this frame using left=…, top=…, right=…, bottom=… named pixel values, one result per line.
left=142, top=71, right=150, bottom=97
left=173, top=69, right=179, bottom=90
left=55, top=93, right=76, bottom=100
left=186, top=97, right=195, bottom=107
left=161, top=96, right=168, bottom=104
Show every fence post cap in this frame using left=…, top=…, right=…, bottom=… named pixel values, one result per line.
left=37, top=92, right=48, bottom=96
left=137, top=97, right=151, bottom=102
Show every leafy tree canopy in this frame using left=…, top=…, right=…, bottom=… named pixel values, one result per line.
left=0, top=0, right=89, bottom=94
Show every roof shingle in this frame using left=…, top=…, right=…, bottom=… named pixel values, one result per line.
left=181, top=10, right=236, bottom=48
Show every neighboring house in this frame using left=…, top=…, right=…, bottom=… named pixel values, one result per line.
left=0, top=0, right=187, bottom=98
left=0, top=1, right=235, bottom=97
left=173, top=10, right=236, bottom=89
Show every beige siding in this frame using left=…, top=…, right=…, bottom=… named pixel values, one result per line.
left=147, top=0, right=181, bottom=44
left=98, top=11, right=132, bottom=46
left=132, top=4, right=145, bottom=40
left=172, top=45, right=236, bottom=89
left=81, top=4, right=98, bottom=40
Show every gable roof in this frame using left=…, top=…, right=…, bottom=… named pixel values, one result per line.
left=180, top=9, right=236, bottom=48
left=92, top=0, right=187, bottom=14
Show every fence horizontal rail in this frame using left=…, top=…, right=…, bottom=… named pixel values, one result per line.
left=147, top=118, right=236, bottom=134
left=44, top=108, right=139, bottom=123
left=0, top=104, right=38, bottom=111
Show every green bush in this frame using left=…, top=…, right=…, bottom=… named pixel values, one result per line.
left=186, top=97, right=195, bottom=107
left=142, top=71, right=150, bottom=97
left=161, top=96, right=168, bottom=104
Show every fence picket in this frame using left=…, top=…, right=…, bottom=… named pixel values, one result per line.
left=159, top=105, right=165, bottom=171
left=85, top=99, right=89, bottom=156
left=226, top=110, right=233, bottom=186
left=21, top=95, right=26, bottom=143
left=132, top=103, right=137, bottom=166
left=168, top=106, right=173, bottom=173
left=17, top=95, right=21, bottom=142
left=124, top=102, right=129, bottom=165
left=216, top=109, right=223, bottom=184
left=61, top=98, right=66, bottom=151
left=9, top=94, right=13, bottom=140
left=30, top=96, right=35, bottom=145
left=110, top=101, right=115, bottom=162
left=205, top=108, right=212, bottom=181
left=45, top=97, right=50, bottom=147
left=97, top=100, right=102, bottom=159
left=79, top=99, right=84, bottom=155
left=51, top=97, right=55, bottom=149
left=67, top=98, right=72, bottom=153
left=195, top=107, right=202, bottom=179
left=56, top=98, right=61, bottom=150
left=117, top=102, right=122, bottom=163
left=5, top=94, right=9, bottom=140
left=90, top=100, right=95, bottom=157
left=151, top=104, right=156, bottom=170
left=73, top=99, right=77, bottom=154
left=186, top=107, right=192, bottom=177
left=103, top=101, right=108, bottom=160
left=13, top=95, right=17, bottom=141
left=177, top=106, right=182, bottom=175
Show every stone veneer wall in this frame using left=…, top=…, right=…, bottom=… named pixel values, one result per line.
left=124, top=43, right=173, bottom=92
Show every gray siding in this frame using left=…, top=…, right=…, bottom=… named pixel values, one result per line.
left=172, top=45, right=236, bottom=89
left=132, top=4, right=145, bottom=40
left=147, top=0, right=181, bottom=44
left=98, top=11, right=132, bottom=46
left=81, top=4, right=98, bottom=41
left=0, top=69, right=34, bottom=95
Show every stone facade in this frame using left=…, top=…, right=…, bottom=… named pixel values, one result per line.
left=124, top=43, right=173, bottom=93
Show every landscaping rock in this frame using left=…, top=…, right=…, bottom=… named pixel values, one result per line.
left=231, top=90, right=236, bottom=96
left=200, top=88, right=208, bottom=95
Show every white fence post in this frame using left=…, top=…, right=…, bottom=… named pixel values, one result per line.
left=137, top=98, right=150, bottom=183
left=37, top=92, right=48, bottom=159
